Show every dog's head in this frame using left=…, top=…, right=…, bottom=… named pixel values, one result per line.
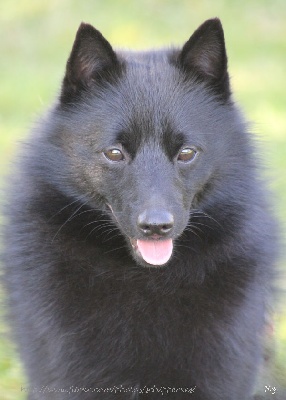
left=41, top=20, right=252, bottom=267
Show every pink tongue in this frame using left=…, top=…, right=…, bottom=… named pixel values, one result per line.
left=136, top=239, right=173, bottom=265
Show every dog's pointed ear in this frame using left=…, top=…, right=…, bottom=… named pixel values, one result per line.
left=61, top=23, right=119, bottom=103
left=178, top=18, right=230, bottom=99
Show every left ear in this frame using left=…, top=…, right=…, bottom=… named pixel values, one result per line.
left=178, top=18, right=230, bottom=100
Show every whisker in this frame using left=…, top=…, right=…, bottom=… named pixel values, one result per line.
left=51, top=201, right=89, bottom=242
left=48, top=196, right=84, bottom=221
left=68, top=208, right=99, bottom=220
left=174, top=242, right=199, bottom=253
left=190, top=209, right=224, bottom=230
left=185, top=223, right=204, bottom=234
left=104, top=244, right=128, bottom=255
left=81, top=218, right=114, bottom=230
left=182, top=228, right=203, bottom=241
left=102, top=231, right=122, bottom=243
left=189, top=221, right=214, bottom=230
left=84, top=222, right=116, bottom=241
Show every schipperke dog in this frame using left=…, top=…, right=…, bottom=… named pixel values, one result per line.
left=3, top=18, right=277, bottom=399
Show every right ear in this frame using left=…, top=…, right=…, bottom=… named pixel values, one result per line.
left=60, top=23, right=119, bottom=104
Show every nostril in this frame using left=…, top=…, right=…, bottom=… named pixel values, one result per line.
left=161, top=224, right=172, bottom=233
left=141, top=225, right=152, bottom=233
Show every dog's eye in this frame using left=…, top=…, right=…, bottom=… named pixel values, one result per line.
left=177, top=148, right=197, bottom=163
left=104, top=149, right=125, bottom=162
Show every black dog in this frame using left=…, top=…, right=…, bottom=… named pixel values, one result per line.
left=3, top=18, right=277, bottom=399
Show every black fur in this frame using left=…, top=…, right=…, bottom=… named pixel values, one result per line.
left=3, top=18, right=277, bottom=399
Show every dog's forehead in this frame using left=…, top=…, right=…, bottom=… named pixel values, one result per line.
left=122, top=53, right=183, bottom=104
left=110, top=56, right=187, bottom=133
left=82, top=51, right=231, bottom=153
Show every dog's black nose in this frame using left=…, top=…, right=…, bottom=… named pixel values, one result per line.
left=137, top=209, right=174, bottom=237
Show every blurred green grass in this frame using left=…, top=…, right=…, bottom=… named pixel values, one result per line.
left=1, top=0, right=286, bottom=398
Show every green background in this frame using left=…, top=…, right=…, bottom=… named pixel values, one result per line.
left=1, top=0, right=285, bottom=398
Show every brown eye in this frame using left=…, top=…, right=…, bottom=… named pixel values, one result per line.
left=104, top=149, right=125, bottom=162
left=177, top=148, right=197, bottom=163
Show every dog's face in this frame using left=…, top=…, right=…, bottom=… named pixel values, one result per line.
left=48, top=20, right=248, bottom=267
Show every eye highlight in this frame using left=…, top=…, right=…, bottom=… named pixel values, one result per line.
left=104, top=148, right=125, bottom=162
left=177, top=147, right=197, bottom=163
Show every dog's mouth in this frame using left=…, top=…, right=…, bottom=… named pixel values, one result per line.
left=106, top=204, right=174, bottom=266
left=130, top=238, right=173, bottom=266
